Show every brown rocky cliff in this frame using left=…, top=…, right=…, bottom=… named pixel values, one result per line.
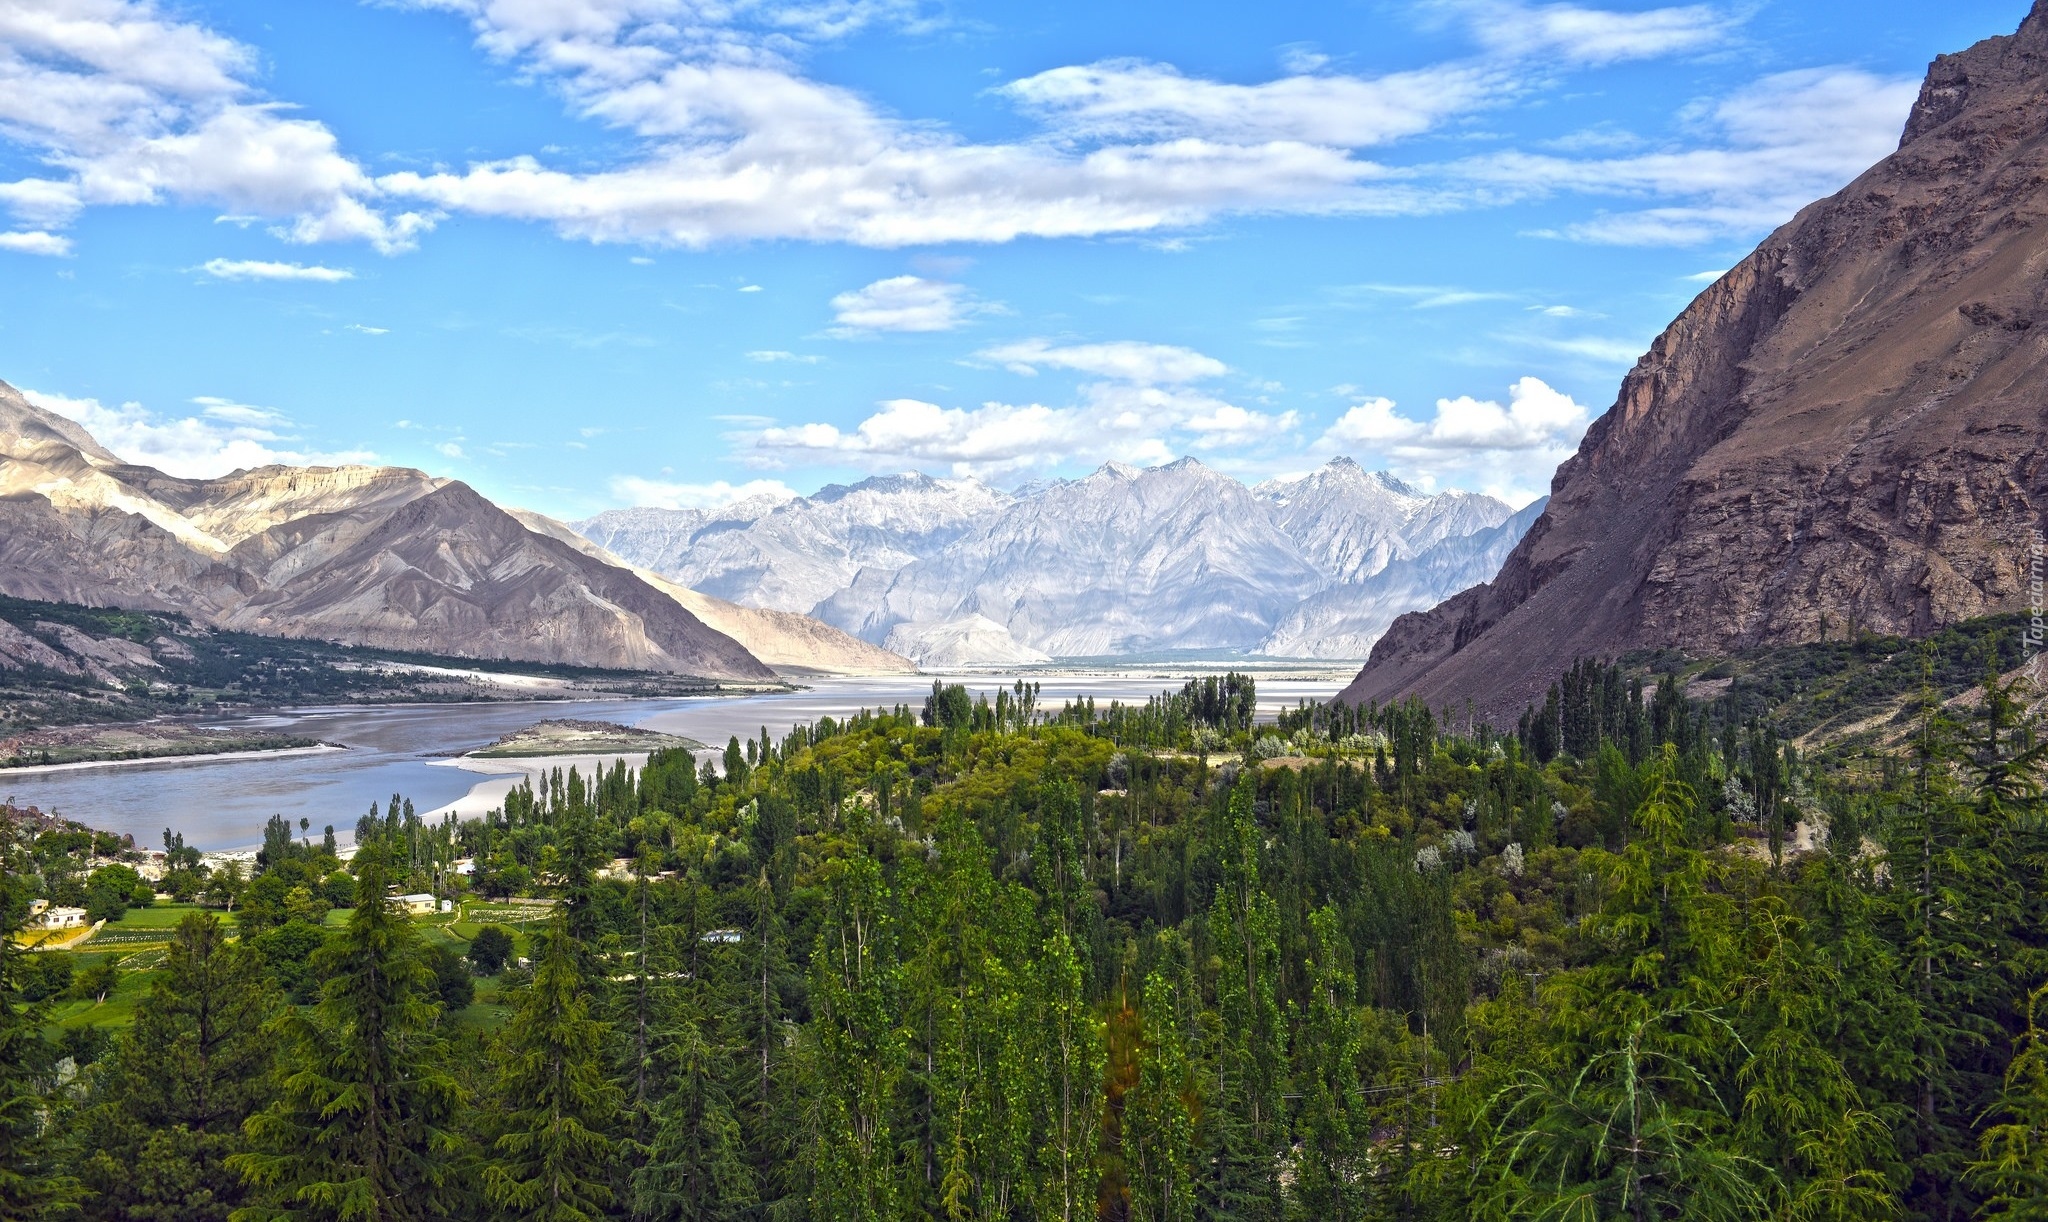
left=1341, top=3, right=2048, bottom=720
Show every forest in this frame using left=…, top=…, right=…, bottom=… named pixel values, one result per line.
left=2, top=636, right=2045, bottom=1222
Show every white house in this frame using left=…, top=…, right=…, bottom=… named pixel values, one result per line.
left=29, top=903, right=88, bottom=931
left=394, top=893, right=438, bottom=915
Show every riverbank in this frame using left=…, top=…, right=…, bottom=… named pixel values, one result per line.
left=0, top=742, right=346, bottom=776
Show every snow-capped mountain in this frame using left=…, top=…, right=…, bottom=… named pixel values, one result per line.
left=1258, top=497, right=1547, bottom=659
left=816, top=458, right=1323, bottom=657
left=576, top=457, right=1532, bottom=661
left=578, top=473, right=1005, bottom=613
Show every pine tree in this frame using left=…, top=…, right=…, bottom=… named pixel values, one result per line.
left=73, top=912, right=280, bottom=1221
left=0, top=861, right=76, bottom=1216
left=232, top=843, right=464, bottom=1220
left=1973, top=982, right=2048, bottom=1219
left=483, top=913, right=624, bottom=1221
left=633, top=920, right=753, bottom=1221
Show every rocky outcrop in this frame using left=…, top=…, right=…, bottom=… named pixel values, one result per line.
left=1341, top=3, right=2048, bottom=719
left=0, top=383, right=776, bottom=682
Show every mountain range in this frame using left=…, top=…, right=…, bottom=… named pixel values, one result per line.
left=1342, top=4, right=2048, bottom=719
left=0, top=383, right=912, bottom=681
left=578, top=457, right=1530, bottom=664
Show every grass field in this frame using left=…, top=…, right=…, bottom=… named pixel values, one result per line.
left=36, top=897, right=538, bottom=1039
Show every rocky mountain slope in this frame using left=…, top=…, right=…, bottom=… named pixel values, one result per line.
left=1341, top=3, right=2048, bottom=718
left=507, top=509, right=916, bottom=675
left=582, top=457, right=1521, bottom=661
left=0, top=383, right=776, bottom=681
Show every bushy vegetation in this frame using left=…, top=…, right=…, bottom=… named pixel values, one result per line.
left=1, top=636, right=2044, bottom=1219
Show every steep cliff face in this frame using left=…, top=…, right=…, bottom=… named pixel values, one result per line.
left=1342, top=3, right=2048, bottom=718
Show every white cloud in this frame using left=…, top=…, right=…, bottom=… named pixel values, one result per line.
left=1347, top=283, right=1516, bottom=309
left=979, top=338, right=1226, bottom=383
left=23, top=387, right=376, bottom=478
left=746, top=350, right=820, bottom=363
left=0, top=229, right=71, bottom=255
left=1684, top=268, right=1728, bottom=282
left=1521, top=334, right=1645, bottom=363
left=745, top=333, right=1296, bottom=476
left=1466, top=68, right=1919, bottom=244
left=1451, top=0, right=1738, bottom=65
left=345, top=323, right=389, bottom=334
left=1000, top=58, right=1501, bottom=146
left=608, top=474, right=799, bottom=510
left=200, top=257, right=354, bottom=281
left=829, top=275, right=982, bottom=334
left=0, top=0, right=433, bottom=253
left=1318, top=376, right=1591, bottom=502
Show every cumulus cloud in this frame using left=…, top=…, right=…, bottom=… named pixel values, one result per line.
left=608, top=474, right=799, bottom=510
left=200, top=258, right=354, bottom=281
left=0, top=0, right=1853, bottom=256
left=1319, top=376, right=1591, bottom=502
left=24, top=387, right=376, bottom=478
left=829, top=276, right=981, bottom=334
left=0, top=0, right=432, bottom=252
left=0, top=229, right=70, bottom=255
left=745, top=334, right=1296, bottom=476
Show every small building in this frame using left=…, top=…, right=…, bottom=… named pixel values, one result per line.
left=700, top=928, right=744, bottom=945
left=394, top=893, right=438, bottom=915
left=30, top=904, right=88, bottom=931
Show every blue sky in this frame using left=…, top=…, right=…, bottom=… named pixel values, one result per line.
left=0, top=0, right=2028, bottom=515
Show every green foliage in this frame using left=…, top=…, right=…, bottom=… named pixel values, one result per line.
left=23, top=621, right=2048, bottom=1222
left=466, top=924, right=514, bottom=975
left=231, top=844, right=465, bottom=1220
left=482, top=914, right=621, bottom=1221
left=74, top=912, right=281, bottom=1221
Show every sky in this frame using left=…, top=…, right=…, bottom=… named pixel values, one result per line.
left=0, top=0, right=2029, bottom=516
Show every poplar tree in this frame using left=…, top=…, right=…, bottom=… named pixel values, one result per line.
left=807, top=851, right=904, bottom=1222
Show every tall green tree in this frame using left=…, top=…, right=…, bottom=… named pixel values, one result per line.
left=232, top=843, right=464, bottom=1221
left=74, top=912, right=281, bottom=1221
left=483, top=913, right=624, bottom=1222
left=0, top=863, right=76, bottom=1217
left=806, top=852, right=904, bottom=1222
left=633, top=922, right=753, bottom=1222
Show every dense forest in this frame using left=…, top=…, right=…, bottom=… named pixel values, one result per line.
left=3, top=630, right=2045, bottom=1221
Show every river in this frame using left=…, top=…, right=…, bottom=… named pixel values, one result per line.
left=1, top=673, right=1346, bottom=850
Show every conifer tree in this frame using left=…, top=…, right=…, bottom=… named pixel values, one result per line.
left=1973, top=982, right=2048, bottom=1219
left=74, top=912, right=280, bottom=1221
left=232, top=842, right=464, bottom=1220
left=0, top=863, right=76, bottom=1216
left=484, top=912, right=624, bottom=1221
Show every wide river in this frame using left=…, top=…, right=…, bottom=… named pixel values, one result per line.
left=1, top=673, right=1346, bottom=850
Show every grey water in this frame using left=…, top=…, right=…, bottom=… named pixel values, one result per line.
left=1, top=673, right=1345, bottom=850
